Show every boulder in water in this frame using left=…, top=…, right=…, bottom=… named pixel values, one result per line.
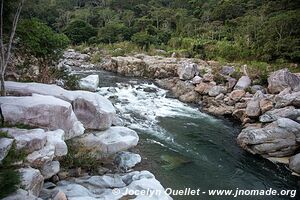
left=78, top=75, right=99, bottom=91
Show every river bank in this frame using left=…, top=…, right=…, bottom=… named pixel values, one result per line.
left=1, top=49, right=299, bottom=199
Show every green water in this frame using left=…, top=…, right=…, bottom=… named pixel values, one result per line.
left=93, top=70, right=299, bottom=200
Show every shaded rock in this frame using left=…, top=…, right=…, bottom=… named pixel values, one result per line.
left=237, top=118, right=300, bottom=157
left=19, top=167, right=44, bottom=196
left=289, top=153, right=300, bottom=174
left=171, top=80, right=195, bottom=97
left=41, top=161, right=60, bottom=179
left=0, top=128, right=46, bottom=154
left=234, top=76, right=251, bottom=90
left=215, top=93, right=225, bottom=101
left=0, top=138, right=14, bottom=163
left=227, top=77, right=237, bottom=90
left=202, top=73, right=214, bottom=82
left=268, top=68, right=300, bottom=94
left=78, top=75, right=99, bottom=91
left=2, top=189, right=42, bottom=200
left=259, top=106, right=300, bottom=123
left=72, top=126, right=139, bottom=156
left=251, top=85, right=266, bottom=94
left=178, top=62, right=198, bottom=80
left=221, top=65, right=235, bottom=76
left=5, top=81, right=116, bottom=131
left=229, top=90, right=245, bottom=101
left=208, top=86, right=227, bottom=97
left=0, top=94, right=84, bottom=140
left=75, top=174, right=126, bottom=188
left=191, top=75, right=202, bottom=84
left=114, top=151, right=142, bottom=171
left=232, top=109, right=246, bottom=122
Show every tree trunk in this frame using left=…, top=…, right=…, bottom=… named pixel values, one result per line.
left=0, top=72, right=5, bottom=96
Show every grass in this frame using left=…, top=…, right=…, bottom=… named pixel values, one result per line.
left=60, top=141, right=106, bottom=173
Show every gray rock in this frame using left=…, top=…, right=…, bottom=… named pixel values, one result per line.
left=251, top=85, right=266, bottom=94
left=2, top=189, right=42, bottom=200
left=0, top=94, right=84, bottom=140
left=289, top=153, right=300, bottom=174
left=19, top=167, right=44, bottom=196
left=268, top=68, right=300, bottom=94
left=275, top=89, right=300, bottom=108
left=78, top=75, right=99, bottom=92
left=46, top=129, right=68, bottom=157
left=114, top=151, right=142, bottom=171
left=221, top=65, right=235, bottom=76
left=178, top=63, right=198, bottom=80
left=0, top=128, right=47, bottom=154
left=191, top=75, right=202, bottom=85
left=234, top=76, right=251, bottom=90
left=237, top=118, right=300, bottom=157
left=208, top=86, right=227, bottom=97
left=75, top=174, right=126, bottom=188
left=245, top=91, right=264, bottom=118
left=72, top=126, right=139, bottom=156
left=0, top=137, right=14, bottom=163
left=259, top=106, right=300, bottom=123
left=41, top=161, right=60, bottom=180
left=5, top=81, right=116, bottom=131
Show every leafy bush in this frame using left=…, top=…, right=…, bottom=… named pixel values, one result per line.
left=64, top=20, right=97, bottom=44
left=49, top=67, right=80, bottom=90
left=0, top=169, right=20, bottom=199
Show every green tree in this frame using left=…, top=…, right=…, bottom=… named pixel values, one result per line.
left=63, top=20, right=96, bottom=44
left=17, top=19, right=70, bottom=82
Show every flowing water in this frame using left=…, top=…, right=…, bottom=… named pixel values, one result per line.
left=77, top=70, right=299, bottom=200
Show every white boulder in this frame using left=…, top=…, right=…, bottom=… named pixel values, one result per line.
left=79, top=75, right=99, bottom=91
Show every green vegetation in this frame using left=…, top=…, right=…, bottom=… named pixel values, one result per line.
left=60, top=141, right=105, bottom=173
left=0, top=142, right=26, bottom=198
left=9, top=0, right=298, bottom=65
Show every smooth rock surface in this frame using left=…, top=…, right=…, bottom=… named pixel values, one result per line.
left=289, top=153, right=300, bottom=174
left=237, top=118, right=300, bottom=157
left=234, top=76, right=251, bottom=90
left=78, top=75, right=99, bottom=91
left=114, top=151, right=142, bottom=171
left=0, top=94, right=84, bottom=140
left=259, top=106, right=300, bottom=123
left=2, top=189, right=42, bottom=200
left=72, top=126, right=139, bottom=156
left=5, top=81, right=116, bottom=130
left=41, top=161, right=60, bottom=179
left=0, top=128, right=47, bottom=154
left=19, top=167, right=44, bottom=196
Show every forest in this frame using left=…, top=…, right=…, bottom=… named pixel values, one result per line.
left=3, top=0, right=300, bottom=63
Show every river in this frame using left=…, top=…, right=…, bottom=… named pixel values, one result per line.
left=77, top=70, right=299, bottom=200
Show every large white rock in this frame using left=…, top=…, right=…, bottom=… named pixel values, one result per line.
left=0, top=137, right=14, bottom=163
left=72, top=126, right=139, bottom=156
left=234, top=76, right=251, bottom=90
left=0, top=94, right=84, bottom=140
left=79, top=75, right=99, bottom=91
left=45, top=129, right=68, bottom=157
left=0, top=128, right=47, bottom=154
left=19, top=167, right=44, bottom=197
left=26, top=144, right=55, bottom=168
left=5, top=81, right=116, bottom=130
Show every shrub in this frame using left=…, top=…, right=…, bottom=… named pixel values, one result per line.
left=64, top=20, right=97, bottom=44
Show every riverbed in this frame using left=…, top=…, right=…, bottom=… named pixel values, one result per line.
left=76, top=70, right=299, bottom=200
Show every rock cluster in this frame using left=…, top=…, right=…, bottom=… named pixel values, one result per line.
left=1, top=81, right=167, bottom=199
left=100, top=53, right=300, bottom=176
